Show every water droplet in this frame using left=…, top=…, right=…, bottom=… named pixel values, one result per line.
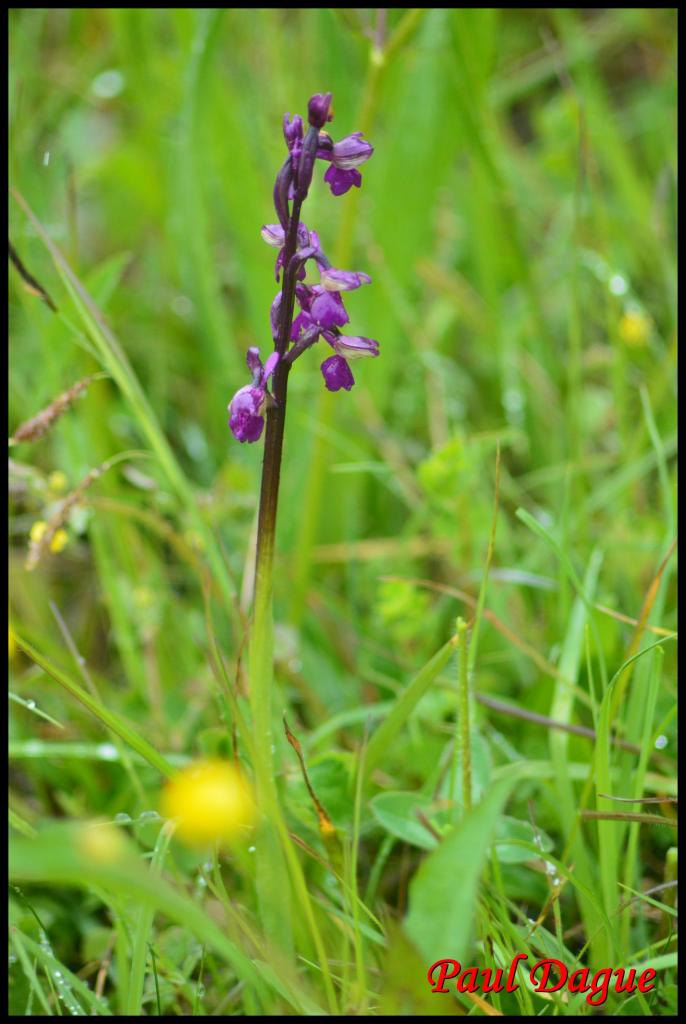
left=655, top=735, right=668, bottom=750
left=248, top=845, right=256, bottom=854
left=114, top=812, right=132, bottom=824
left=202, top=861, right=213, bottom=872
left=91, top=69, right=125, bottom=100
left=171, top=295, right=193, bottom=317
left=25, top=699, right=36, bottom=709
left=43, top=151, right=50, bottom=167
left=608, top=273, right=628, bottom=296
left=8, top=954, right=17, bottom=964
left=97, top=743, right=118, bottom=761
left=137, top=810, right=160, bottom=823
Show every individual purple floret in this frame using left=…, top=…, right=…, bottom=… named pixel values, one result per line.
left=321, top=355, right=355, bottom=392
left=228, top=92, right=378, bottom=444
left=228, top=348, right=279, bottom=443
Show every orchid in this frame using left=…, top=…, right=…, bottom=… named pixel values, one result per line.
left=228, top=92, right=377, bottom=443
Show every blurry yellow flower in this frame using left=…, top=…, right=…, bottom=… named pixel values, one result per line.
left=50, top=529, right=69, bottom=553
left=79, top=822, right=128, bottom=864
left=9, top=624, right=17, bottom=660
left=29, top=521, right=48, bottom=545
left=28, top=520, right=69, bottom=554
left=48, top=470, right=69, bottom=494
left=619, top=310, right=651, bottom=348
left=161, top=759, right=255, bottom=846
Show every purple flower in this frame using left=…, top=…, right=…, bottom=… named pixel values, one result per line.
left=309, top=287, right=349, bottom=330
left=324, top=165, right=362, bottom=197
left=330, top=334, right=379, bottom=360
left=331, top=132, right=373, bottom=170
left=320, top=267, right=372, bottom=292
left=229, top=92, right=378, bottom=444
left=228, top=348, right=280, bottom=443
left=318, top=132, right=373, bottom=195
left=283, top=113, right=303, bottom=152
left=321, top=354, right=354, bottom=392
left=308, top=92, right=333, bottom=129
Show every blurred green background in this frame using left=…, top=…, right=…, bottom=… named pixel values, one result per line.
left=9, top=8, right=677, bottom=1016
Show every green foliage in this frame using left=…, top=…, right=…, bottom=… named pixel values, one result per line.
left=9, top=7, right=676, bottom=1015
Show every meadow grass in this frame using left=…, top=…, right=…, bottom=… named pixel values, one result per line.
left=9, top=8, right=676, bottom=1015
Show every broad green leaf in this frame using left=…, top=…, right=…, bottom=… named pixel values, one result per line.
left=404, top=779, right=513, bottom=963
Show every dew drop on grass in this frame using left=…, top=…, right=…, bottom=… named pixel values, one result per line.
left=655, top=735, right=668, bottom=749
left=138, top=810, right=160, bottom=823
left=97, top=743, right=118, bottom=761
left=91, top=69, right=125, bottom=99
left=25, top=699, right=36, bottom=709
left=114, top=812, right=132, bottom=825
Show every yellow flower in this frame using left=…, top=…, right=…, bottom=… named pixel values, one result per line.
left=161, top=759, right=255, bottom=846
left=9, top=624, right=17, bottom=661
left=29, top=521, right=48, bottom=544
left=28, top=520, right=69, bottom=554
left=50, top=529, right=69, bottom=554
left=618, top=310, right=651, bottom=348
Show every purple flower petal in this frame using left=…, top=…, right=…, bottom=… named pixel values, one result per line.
left=283, top=113, right=304, bottom=150
left=332, top=132, right=373, bottom=169
left=273, top=157, right=293, bottom=229
left=308, top=92, right=333, bottom=128
left=263, top=352, right=280, bottom=381
left=320, top=268, right=372, bottom=292
left=321, top=355, right=354, bottom=392
left=332, top=335, right=379, bottom=360
left=291, top=310, right=316, bottom=342
left=310, top=288, right=349, bottom=330
left=246, top=347, right=262, bottom=376
left=228, top=385, right=266, bottom=442
left=261, top=224, right=285, bottom=247
left=270, top=292, right=282, bottom=340
left=324, top=165, right=362, bottom=197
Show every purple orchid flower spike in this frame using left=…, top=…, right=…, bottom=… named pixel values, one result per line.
left=228, top=92, right=377, bottom=448
left=228, top=347, right=280, bottom=443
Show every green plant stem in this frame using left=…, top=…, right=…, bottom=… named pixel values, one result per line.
left=455, top=618, right=472, bottom=813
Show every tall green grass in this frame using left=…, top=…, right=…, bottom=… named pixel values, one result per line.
left=9, top=8, right=676, bottom=1015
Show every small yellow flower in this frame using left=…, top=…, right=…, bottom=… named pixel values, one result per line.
left=28, top=520, right=69, bottom=554
left=618, top=310, right=651, bottom=348
left=50, top=529, right=69, bottom=554
left=48, top=470, right=69, bottom=495
left=29, top=521, right=48, bottom=545
left=161, top=759, right=255, bottom=846
left=9, top=624, right=17, bottom=661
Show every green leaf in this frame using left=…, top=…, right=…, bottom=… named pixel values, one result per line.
left=404, top=778, right=513, bottom=963
left=370, top=792, right=447, bottom=851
